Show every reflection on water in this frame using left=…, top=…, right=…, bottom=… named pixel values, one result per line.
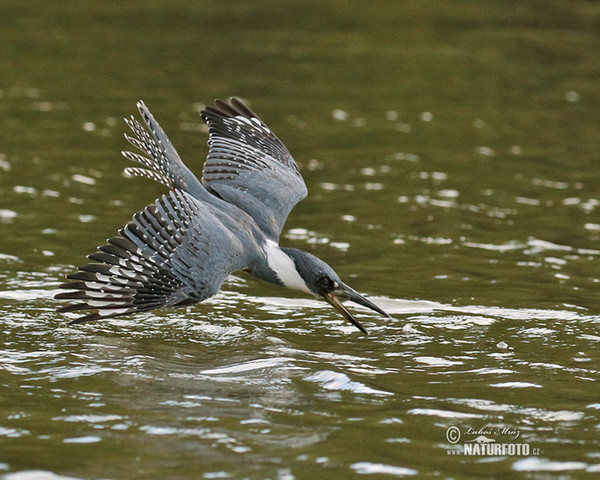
left=2, top=0, right=600, bottom=478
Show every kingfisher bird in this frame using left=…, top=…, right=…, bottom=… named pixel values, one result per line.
left=55, top=98, right=389, bottom=334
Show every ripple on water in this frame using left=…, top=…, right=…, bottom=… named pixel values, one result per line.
left=414, top=356, right=464, bottom=367
left=407, top=408, right=485, bottom=420
left=512, top=458, right=588, bottom=472
left=490, top=381, right=542, bottom=389
left=351, top=462, right=418, bottom=476
left=0, top=209, right=18, bottom=222
left=304, top=370, right=393, bottom=396
left=55, top=414, right=124, bottom=423
left=0, top=426, right=30, bottom=438
left=3, top=472, right=85, bottom=480
left=62, top=436, right=101, bottom=444
left=199, top=357, right=297, bottom=376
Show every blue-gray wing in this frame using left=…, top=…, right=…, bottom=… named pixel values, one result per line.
left=55, top=190, right=251, bottom=323
left=201, top=98, right=308, bottom=241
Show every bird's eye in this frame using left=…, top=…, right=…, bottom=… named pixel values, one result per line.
left=318, top=276, right=334, bottom=290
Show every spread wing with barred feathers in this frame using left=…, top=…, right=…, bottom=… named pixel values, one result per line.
left=55, top=190, right=250, bottom=323
left=201, top=98, right=308, bottom=241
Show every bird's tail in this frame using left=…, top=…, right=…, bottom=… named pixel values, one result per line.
left=122, top=101, right=199, bottom=193
left=55, top=192, right=198, bottom=324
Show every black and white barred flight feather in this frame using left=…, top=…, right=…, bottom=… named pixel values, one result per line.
left=122, top=101, right=204, bottom=195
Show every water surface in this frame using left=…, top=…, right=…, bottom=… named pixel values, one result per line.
left=1, top=1, right=600, bottom=478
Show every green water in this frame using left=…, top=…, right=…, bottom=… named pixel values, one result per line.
left=2, top=1, right=600, bottom=478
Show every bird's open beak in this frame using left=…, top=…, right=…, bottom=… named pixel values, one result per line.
left=323, top=284, right=390, bottom=335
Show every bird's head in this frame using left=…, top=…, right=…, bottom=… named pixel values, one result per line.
left=282, top=248, right=390, bottom=334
